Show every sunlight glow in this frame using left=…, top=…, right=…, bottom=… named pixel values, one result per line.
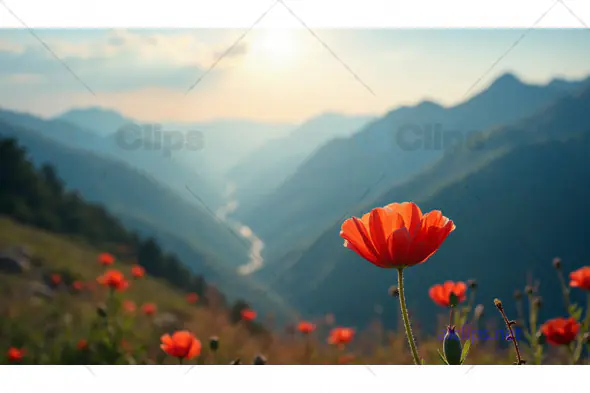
left=249, top=29, right=302, bottom=67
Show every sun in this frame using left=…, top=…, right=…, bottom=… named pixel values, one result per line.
left=250, top=29, right=301, bottom=67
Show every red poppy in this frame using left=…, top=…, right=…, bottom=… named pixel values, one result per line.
left=540, top=317, right=581, bottom=346
left=328, top=327, right=355, bottom=346
left=98, top=252, right=115, bottom=266
left=97, top=269, right=129, bottom=291
left=51, top=274, right=62, bottom=285
left=72, top=281, right=84, bottom=291
left=131, top=265, right=145, bottom=279
left=141, top=302, right=157, bottom=316
left=76, top=339, right=88, bottom=350
left=241, top=308, right=256, bottom=321
left=569, top=266, right=590, bottom=291
left=186, top=293, right=199, bottom=304
left=428, top=281, right=468, bottom=307
left=160, top=331, right=202, bottom=360
left=340, top=202, right=455, bottom=268
left=297, top=321, right=316, bottom=334
left=7, top=347, right=25, bottom=362
left=122, top=300, right=136, bottom=313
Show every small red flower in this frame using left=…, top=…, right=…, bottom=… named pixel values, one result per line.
left=72, top=281, right=84, bottom=291
left=160, top=331, right=202, bottom=360
left=328, top=327, right=355, bottom=346
left=76, top=339, right=88, bottom=350
left=7, top=347, right=25, bottom=362
left=540, top=317, right=581, bottom=346
left=340, top=202, right=455, bottom=268
left=241, top=308, right=256, bottom=321
left=297, top=321, right=316, bottom=334
left=141, top=302, right=157, bottom=316
left=428, top=281, right=468, bottom=307
left=569, top=266, right=590, bottom=291
left=131, top=264, right=145, bottom=279
left=97, top=269, right=129, bottom=291
left=51, top=274, right=62, bottom=285
left=122, top=300, right=136, bottom=313
left=186, top=293, right=199, bottom=304
left=98, top=252, right=115, bottom=266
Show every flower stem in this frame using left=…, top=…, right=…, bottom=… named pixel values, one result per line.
left=396, top=268, right=421, bottom=365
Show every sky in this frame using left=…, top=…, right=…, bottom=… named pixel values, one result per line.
left=1, top=25, right=590, bottom=123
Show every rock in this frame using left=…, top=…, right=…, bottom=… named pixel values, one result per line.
left=0, top=246, right=32, bottom=274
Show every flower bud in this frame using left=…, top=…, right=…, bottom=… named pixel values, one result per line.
left=467, top=279, right=477, bottom=289
left=525, top=285, right=533, bottom=295
left=443, top=326, right=463, bottom=365
left=209, top=336, right=219, bottom=352
left=536, top=330, right=546, bottom=345
left=533, top=297, right=542, bottom=309
left=552, top=257, right=562, bottom=269
left=253, top=354, right=267, bottom=365
left=388, top=286, right=399, bottom=297
left=96, top=304, right=108, bottom=318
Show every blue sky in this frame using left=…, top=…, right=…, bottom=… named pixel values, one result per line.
left=0, top=28, right=589, bottom=122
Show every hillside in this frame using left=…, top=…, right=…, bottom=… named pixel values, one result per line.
left=267, top=84, right=590, bottom=331
left=234, top=73, right=590, bottom=264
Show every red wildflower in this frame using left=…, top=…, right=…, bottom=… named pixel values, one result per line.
left=76, top=339, right=88, bottom=350
left=340, top=202, right=455, bottom=268
left=98, top=252, right=115, bottom=266
left=141, top=302, right=157, bottom=316
left=328, top=327, right=355, bottom=346
left=51, top=274, right=61, bottom=285
left=160, top=331, right=202, bottom=360
left=540, top=317, right=581, bottom=346
left=122, top=300, right=136, bottom=313
left=72, top=281, right=84, bottom=291
left=186, top=292, right=199, bottom=304
left=131, top=264, right=145, bottom=279
left=297, top=321, right=316, bottom=334
left=569, top=266, right=590, bottom=291
left=7, top=347, right=25, bottom=362
left=97, top=269, right=129, bottom=291
left=428, top=281, right=468, bottom=307
left=241, top=308, right=256, bottom=321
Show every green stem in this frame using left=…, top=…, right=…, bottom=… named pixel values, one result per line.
left=397, top=268, right=421, bottom=365
left=556, top=269, right=571, bottom=311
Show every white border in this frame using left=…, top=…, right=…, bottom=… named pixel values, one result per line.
left=0, top=0, right=589, bottom=28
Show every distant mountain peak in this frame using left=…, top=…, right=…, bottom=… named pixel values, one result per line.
left=489, top=72, right=525, bottom=89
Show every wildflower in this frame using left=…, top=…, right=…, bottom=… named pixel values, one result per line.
left=241, top=308, right=256, bottom=321
left=7, top=347, right=25, bottom=362
left=297, top=321, right=316, bottom=334
left=122, top=300, right=136, bottom=313
left=160, top=331, right=202, bottom=360
left=540, top=317, right=581, bottom=346
left=186, top=293, right=199, bottom=304
left=72, top=281, right=84, bottom=291
left=253, top=354, right=267, bottom=365
left=51, top=274, right=62, bottom=286
left=569, top=266, right=590, bottom=291
left=76, top=339, right=88, bottom=350
left=98, top=252, right=115, bottom=266
left=141, top=302, right=157, bottom=316
left=340, top=202, right=455, bottom=268
left=131, top=265, right=145, bottom=279
left=429, top=281, right=467, bottom=307
left=328, top=327, right=355, bottom=346
left=209, top=336, right=219, bottom=352
left=97, top=269, right=129, bottom=291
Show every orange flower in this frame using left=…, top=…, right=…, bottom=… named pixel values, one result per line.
left=428, top=281, right=468, bottom=307
left=51, top=274, right=62, bottom=285
left=97, top=269, right=129, bottom=291
left=540, top=317, right=581, bottom=346
left=340, top=202, right=455, bottom=268
left=131, top=264, right=145, bottom=279
left=141, top=302, right=157, bottom=316
left=328, top=327, right=355, bottom=346
left=569, top=266, right=590, bottom=291
left=76, top=339, right=88, bottom=350
left=297, top=321, right=316, bottom=334
left=7, top=347, right=25, bottom=362
left=122, top=300, right=136, bottom=313
left=160, top=331, right=202, bottom=360
left=98, top=252, right=115, bottom=266
left=241, top=308, right=257, bottom=321
left=72, top=281, right=84, bottom=291
left=186, top=292, right=199, bottom=304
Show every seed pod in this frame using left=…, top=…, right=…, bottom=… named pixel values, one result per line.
left=443, top=326, right=463, bottom=365
left=253, top=354, right=267, bottom=365
left=209, top=336, right=219, bottom=352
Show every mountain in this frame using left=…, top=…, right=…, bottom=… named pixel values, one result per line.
left=233, top=73, right=590, bottom=264
left=54, top=107, right=135, bottom=137
left=226, top=112, right=375, bottom=211
left=263, top=81, right=590, bottom=332
left=0, top=119, right=296, bottom=319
